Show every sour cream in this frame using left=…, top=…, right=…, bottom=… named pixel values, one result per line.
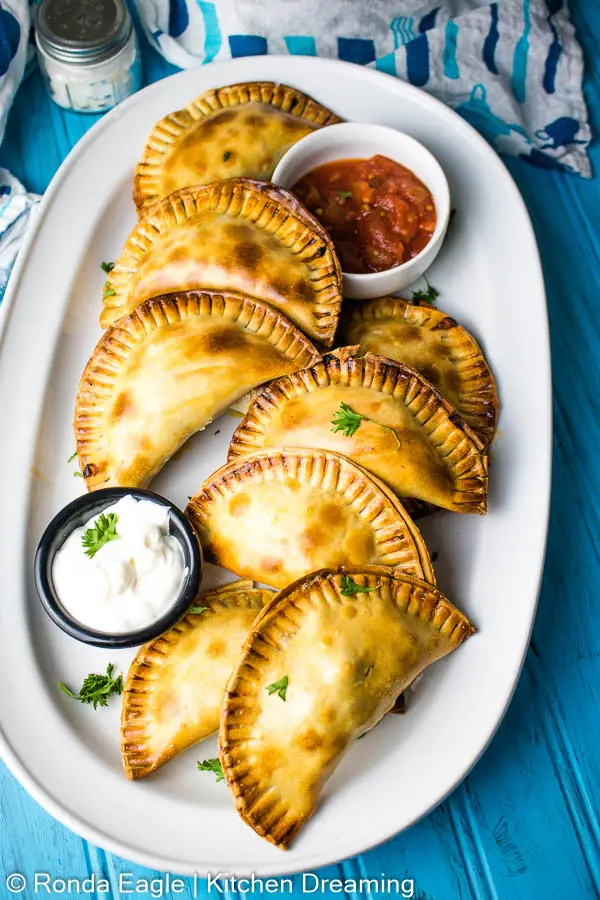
left=52, top=495, right=186, bottom=634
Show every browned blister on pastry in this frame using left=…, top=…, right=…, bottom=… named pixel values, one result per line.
left=121, top=581, right=272, bottom=780
left=133, top=81, right=341, bottom=211
left=186, top=448, right=435, bottom=588
left=228, top=351, right=488, bottom=514
left=220, top=567, right=475, bottom=848
left=75, top=291, right=320, bottom=490
left=339, top=297, right=499, bottom=446
left=101, top=178, right=342, bottom=345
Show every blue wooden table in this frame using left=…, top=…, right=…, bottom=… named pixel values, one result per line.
left=2, top=2, right=599, bottom=898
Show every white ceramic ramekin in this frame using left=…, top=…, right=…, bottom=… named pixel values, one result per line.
left=272, top=122, right=450, bottom=299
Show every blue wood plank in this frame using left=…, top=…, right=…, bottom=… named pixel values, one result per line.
left=2, top=0, right=600, bottom=896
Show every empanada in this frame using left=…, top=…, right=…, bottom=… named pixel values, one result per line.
left=339, top=297, right=499, bottom=445
left=121, top=581, right=271, bottom=780
left=75, top=291, right=320, bottom=490
left=134, top=82, right=340, bottom=212
left=101, top=179, right=342, bottom=346
left=228, top=351, right=488, bottom=514
left=186, top=448, right=434, bottom=588
left=220, top=566, right=475, bottom=848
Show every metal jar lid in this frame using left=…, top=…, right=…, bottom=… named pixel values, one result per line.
left=35, top=0, right=133, bottom=65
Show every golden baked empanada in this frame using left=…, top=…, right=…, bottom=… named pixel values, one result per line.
left=220, top=567, right=475, bottom=848
left=75, top=291, right=320, bottom=490
left=228, top=351, right=488, bottom=514
left=339, top=297, right=499, bottom=445
left=101, top=179, right=342, bottom=345
left=121, top=581, right=271, bottom=780
left=186, top=448, right=434, bottom=588
left=133, top=82, right=340, bottom=212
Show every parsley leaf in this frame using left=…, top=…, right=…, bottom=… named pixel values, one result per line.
left=338, top=190, right=352, bottom=199
left=223, top=150, right=232, bottom=162
left=73, top=471, right=83, bottom=478
left=331, top=402, right=401, bottom=449
left=103, top=281, right=116, bottom=299
left=67, top=451, right=77, bottom=463
left=101, top=261, right=114, bottom=274
left=340, top=575, right=378, bottom=596
left=81, top=512, right=119, bottom=559
left=265, top=675, right=289, bottom=701
left=189, top=605, right=209, bottom=615
left=411, top=276, right=439, bottom=305
left=58, top=663, right=123, bottom=709
left=331, top=401, right=362, bottom=437
left=197, top=758, right=224, bottom=782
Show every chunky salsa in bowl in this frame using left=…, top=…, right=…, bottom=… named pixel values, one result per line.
left=292, top=154, right=437, bottom=275
left=272, top=122, right=450, bottom=299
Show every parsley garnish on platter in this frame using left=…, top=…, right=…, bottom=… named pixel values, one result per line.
left=340, top=575, right=378, bottom=597
left=102, top=281, right=116, bottom=299
left=411, top=276, right=440, bottom=305
left=338, top=190, right=352, bottom=199
left=73, top=471, right=83, bottom=478
left=223, top=150, right=232, bottom=162
left=331, top=402, right=401, bottom=449
left=100, top=261, right=114, bottom=273
left=81, top=512, right=119, bottom=559
left=189, top=606, right=209, bottom=615
left=265, top=676, right=289, bottom=701
left=67, top=450, right=77, bottom=463
left=58, top=663, right=123, bottom=709
left=197, top=758, right=225, bottom=781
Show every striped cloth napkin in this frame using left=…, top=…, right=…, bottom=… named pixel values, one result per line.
left=0, top=1, right=39, bottom=302
left=0, top=0, right=592, bottom=304
left=135, top=0, right=591, bottom=176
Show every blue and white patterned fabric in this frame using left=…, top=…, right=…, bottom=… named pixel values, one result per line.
left=135, top=0, right=591, bottom=177
left=0, top=1, right=40, bottom=303
left=0, top=168, right=39, bottom=298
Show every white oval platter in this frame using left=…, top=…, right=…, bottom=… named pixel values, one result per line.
left=0, top=55, right=551, bottom=876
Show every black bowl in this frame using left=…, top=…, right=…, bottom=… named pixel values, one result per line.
left=34, top=487, right=203, bottom=648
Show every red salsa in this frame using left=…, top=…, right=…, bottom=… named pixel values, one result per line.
left=293, top=154, right=436, bottom=274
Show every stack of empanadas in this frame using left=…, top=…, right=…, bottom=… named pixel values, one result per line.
left=69, top=81, right=501, bottom=847
left=122, top=568, right=474, bottom=849
left=76, top=82, right=346, bottom=493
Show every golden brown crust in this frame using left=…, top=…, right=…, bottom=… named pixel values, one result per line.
left=186, top=448, right=435, bottom=588
left=121, top=580, right=271, bottom=780
left=102, top=178, right=342, bottom=345
left=75, top=290, right=320, bottom=490
left=228, top=350, right=488, bottom=515
left=339, top=298, right=500, bottom=445
left=133, top=82, right=341, bottom=211
left=219, top=566, right=475, bottom=848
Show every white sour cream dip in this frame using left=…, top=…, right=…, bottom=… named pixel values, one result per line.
left=52, top=495, right=186, bottom=634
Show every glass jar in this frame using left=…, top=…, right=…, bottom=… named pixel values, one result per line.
left=35, top=0, right=142, bottom=114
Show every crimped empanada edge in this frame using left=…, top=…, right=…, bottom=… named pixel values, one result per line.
left=75, top=290, right=321, bottom=491
left=121, top=581, right=268, bottom=780
left=102, top=178, right=342, bottom=345
left=219, top=566, right=475, bottom=848
left=133, top=81, right=341, bottom=211
left=227, top=350, right=489, bottom=515
left=186, top=448, right=435, bottom=584
left=341, top=297, right=500, bottom=445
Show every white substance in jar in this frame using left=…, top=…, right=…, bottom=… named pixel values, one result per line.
left=37, top=31, right=141, bottom=113
left=52, top=496, right=186, bottom=634
left=35, top=0, right=142, bottom=114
